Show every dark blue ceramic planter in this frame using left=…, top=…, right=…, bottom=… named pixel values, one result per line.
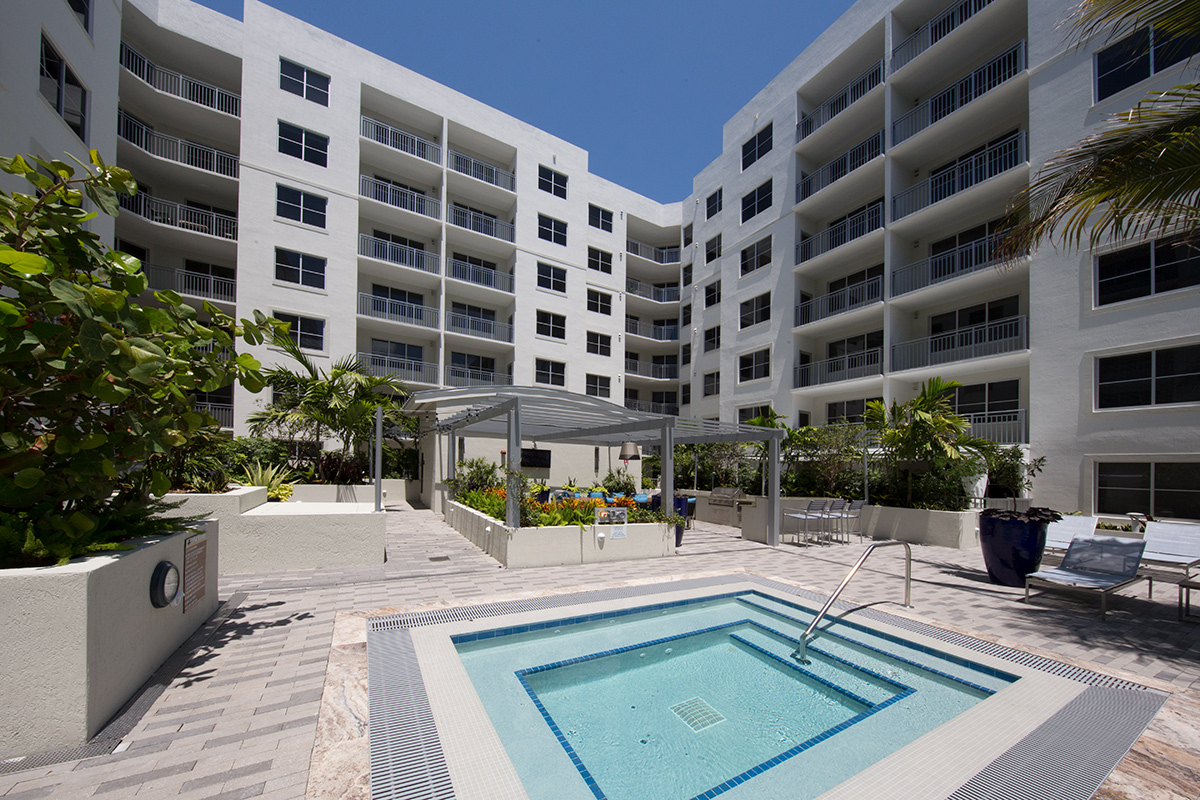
left=979, top=516, right=1048, bottom=587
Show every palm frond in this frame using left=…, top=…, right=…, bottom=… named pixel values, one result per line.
left=1069, top=0, right=1200, bottom=45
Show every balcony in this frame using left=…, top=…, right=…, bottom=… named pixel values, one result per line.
left=119, top=43, right=240, bottom=117
left=359, top=352, right=439, bottom=385
left=360, top=116, right=441, bottom=164
left=796, top=201, right=883, bottom=264
left=360, top=176, right=440, bottom=220
left=627, top=239, right=681, bottom=264
left=118, top=110, right=238, bottom=178
left=966, top=409, right=1027, bottom=444
left=796, top=131, right=883, bottom=203
left=449, top=150, right=515, bottom=192
left=892, top=130, right=1025, bottom=220
left=119, top=193, right=237, bottom=240
left=356, top=293, right=439, bottom=329
left=625, top=399, right=679, bottom=416
left=795, top=276, right=882, bottom=326
left=625, top=358, right=679, bottom=380
left=446, top=313, right=513, bottom=343
left=626, top=319, right=680, bottom=341
left=794, top=348, right=883, bottom=387
left=358, top=234, right=440, bottom=275
left=626, top=278, right=680, bottom=303
left=448, top=204, right=515, bottom=242
left=145, top=263, right=235, bottom=303
left=891, top=315, right=1028, bottom=372
left=891, top=0, right=998, bottom=73
left=893, top=42, right=1025, bottom=144
left=797, top=60, right=883, bottom=141
left=891, top=236, right=1004, bottom=296
left=194, top=402, right=233, bottom=428
left=447, top=258, right=514, bottom=293
left=445, top=365, right=512, bottom=388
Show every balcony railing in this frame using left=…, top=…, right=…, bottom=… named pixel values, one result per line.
left=966, top=409, right=1027, bottom=444
left=118, top=110, right=238, bottom=177
left=625, top=319, right=680, bottom=341
left=796, top=201, right=883, bottom=264
left=627, top=239, right=681, bottom=264
left=797, top=60, right=883, bottom=141
left=893, top=42, right=1025, bottom=144
left=625, top=399, right=679, bottom=416
left=360, top=175, right=440, bottom=220
left=626, top=278, right=680, bottom=303
left=891, top=315, right=1028, bottom=371
left=119, top=43, right=240, bottom=117
left=797, top=131, right=883, bottom=203
left=625, top=358, right=679, bottom=380
left=358, top=234, right=440, bottom=275
left=448, top=258, right=514, bottom=293
left=892, top=130, right=1025, bottom=220
left=448, top=205, right=515, bottom=242
left=794, top=348, right=884, bottom=387
left=445, top=365, right=512, bottom=387
left=449, top=150, right=515, bottom=192
left=446, top=313, right=513, bottom=343
left=891, top=0, right=997, bottom=72
left=359, top=352, right=439, bottom=384
left=795, top=276, right=882, bottom=326
left=145, top=263, right=235, bottom=303
left=194, top=402, right=233, bottom=428
left=360, top=116, right=441, bottom=164
left=119, top=193, right=237, bottom=240
left=891, top=236, right=1003, bottom=296
left=356, top=293, right=439, bottom=329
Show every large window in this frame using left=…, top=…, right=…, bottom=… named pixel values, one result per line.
left=280, top=58, right=329, bottom=105
left=740, top=237, right=772, bottom=275
left=589, top=204, right=613, bottom=231
left=538, top=214, right=567, bottom=245
left=741, top=179, right=772, bottom=222
left=704, top=279, right=722, bottom=307
left=1095, top=27, right=1200, bottom=101
left=40, top=37, right=86, bottom=140
left=587, top=331, right=611, bottom=356
left=681, top=343, right=691, bottom=365
left=739, top=348, right=770, bottom=382
left=739, top=292, right=771, bottom=328
left=682, top=264, right=693, bottom=286
left=705, top=235, right=722, bottom=263
left=586, top=374, right=610, bottom=398
left=703, top=325, right=721, bottom=352
left=1097, top=235, right=1200, bottom=305
left=680, top=304, right=692, bottom=325
left=372, top=339, right=423, bottom=364
left=739, top=405, right=773, bottom=424
left=706, top=188, right=723, bottom=218
left=741, top=123, right=773, bottom=170
left=587, top=289, right=612, bottom=315
left=681, top=383, right=691, bottom=405
left=538, top=165, right=568, bottom=198
left=1097, top=462, right=1200, bottom=520
left=703, top=371, right=720, bottom=397
left=953, top=380, right=1019, bottom=415
left=68, top=0, right=90, bottom=30
left=827, top=397, right=883, bottom=424
left=536, top=310, right=566, bottom=339
left=537, top=262, right=566, bottom=293
left=588, top=246, right=612, bottom=273
left=276, top=185, right=327, bottom=228
left=278, top=121, right=328, bottom=166
left=535, top=358, right=565, bottom=386
left=275, top=247, right=325, bottom=289
left=274, top=312, right=324, bottom=350
left=1097, top=344, right=1200, bottom=408
left=683, top=224, right=693, bottom=247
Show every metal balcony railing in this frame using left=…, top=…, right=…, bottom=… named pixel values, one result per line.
left=194, top=342, right=231, bottom=361
left=893, top=42, right=1025, bottom=144
left=118, top=110, right=238, bottom=177
left=626, top=278, right=680, bottom=303
left=891, top=235, right=1004, bottom=296
left=145, top=263, right=235, bottom=303
left=356, top=293, right=439, bottom=329
left=891, top=0, right=996, bottom=72
left=797, top=131, right=883, bottom=203
left=797, top=60, right=883, bottom=141
left=448, top=258, right=514, bottom=293
left=966, top=409, right=1027, bottom=444
left=448, top=205, right=515, bottom=242
left=446, top=313, right=513, bottom=343
left=625, top=319, right=680, bottom=341
left=360, top=116, right=441, bottom=164
left=892, top=130, right=1025, bottom=220
left=627, top=239, right=681, bottom=264
left=891, top=315, right=1028, bottom=371
left=794, top=348, right=884, bottom=387
left=119, top=43, right=240, bottom=117
left=358, top=352, right=439, bottom=384
left=796, top=201, right=883, bottom=264
left=358, top=234, right=440, bottom=275
left=448, top=150, right=515, bottom=192
left=360, top=175, right=440, bottom=220
left=625, top=399, right=679, bottom=416
left=445, top=365, right=512, bottom=387
left=119, top=193, right=237, bottom=240
left=795, top=276, right=882, bottom=326
left=194, top=402, right=233, bottom=428
left=625, top=358, right=679, bottom=379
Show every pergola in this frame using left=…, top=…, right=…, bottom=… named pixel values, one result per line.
left=404, top=386, right=786, bottom=544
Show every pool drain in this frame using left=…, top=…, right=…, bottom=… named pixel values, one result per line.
left=670, top=697, right=725, bottom=731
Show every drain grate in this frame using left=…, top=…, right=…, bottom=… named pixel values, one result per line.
left=428, top=555, right=450, bottom=562
left=670, top=697, right=725, bottom=731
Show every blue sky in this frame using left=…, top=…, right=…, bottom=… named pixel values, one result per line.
left=192, top=0, right=852, bottom=203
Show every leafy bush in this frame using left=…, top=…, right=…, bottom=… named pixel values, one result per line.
left=601, top=468, right=637, bottom=496
left=236, top=460, right=298, bottom=500
left=985, top=446, right=1046, bottom=498
left=445, top=457, right=502, bottom=497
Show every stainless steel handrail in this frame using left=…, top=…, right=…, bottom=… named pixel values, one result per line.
left=792, top=540, right=912, bottom=663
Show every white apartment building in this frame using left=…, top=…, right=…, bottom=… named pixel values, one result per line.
left=3, top=0, right=1197, bottom=519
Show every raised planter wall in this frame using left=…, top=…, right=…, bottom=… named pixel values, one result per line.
left=863, top=505, right=980, bottom=549
left=0, top=523, right=219, bottom=758
left=741, top=497, right=840, bottom=544
left=287, top=480, right=408, bottom=504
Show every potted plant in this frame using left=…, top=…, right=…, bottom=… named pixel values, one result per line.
left=978, top=506, right=1063, bottom=586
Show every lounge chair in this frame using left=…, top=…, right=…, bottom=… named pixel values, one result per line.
left=1141, top=521, right=1200, bottom=576
left=1025, top=535, right=1152, bottom=619
left=1043, top=515, right=1098, bottom=552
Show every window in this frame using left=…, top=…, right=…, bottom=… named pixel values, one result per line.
left=537, top=263, right=566, bottom=292
left=586, top=374, right=611, bottom=398
left=703, top=326, right=721, bottom=352
left=827, top=397, right=883, bottom=424
left=796, top=411, right=812, bottom=428
left=276, top=184, right=327, bottom=228
left=587, top=289, right=612, bottom=315
left=274, top=312, right=324, bottom=350
left=683, top=224, right=693, bottom=247
left=681, top=383, right=692, bottom=405
left=538, top=165, right=568, bottom=198
left=535, top=358, right=565, bottom=386
left=1097, top=235, right=1200, bottom=305
left=587, top=331, right=611, bottom=356
left=588, top=204, right=613, bottom=231
left=681, top=304, right=692, bottom=325
left=40, top=37, right=86, bottom=140
left=826, top=331, right=884, bottom=360
left=279, top=57, right=329, bottom=105
left=741, top=179, right=772, bottom=222
left=275, top=247, right=325, bottom=289
left=451, top=351, right=496, bottom=378
left=1097, top=344, right=1200, bottom=408
left=739, top=349, right=770, bottom=382
left=740, top=237, right=772, bottom=275
left=68, top=0, right=89, bottom=31
left=681, top=343, right=691, bottom=365
left=703, top=371, right=720, bottom=397
left=1095, top=27, right=1200, bottom=101
left=682, top=264, right=693, bottom=286
left=278, top=121, right=328, bottom=166
left=588, top=247, right=613, bottom=273
left=1097, top=462, right=1200, bottom=520
left=538, top=214, right=567, bottom=245
left=739, top=405, right=773, bottom=424
left=739, top=292, right=771, bottom=328
left=705, top=235, right=722, bottom=263
left=952, top=381, right=1018, bottom=416
left=704, top=280, right=722, bottom=307
left=536, top=310, right=566, bottom=339
left=741, top=123, right=773, bottom=170
left=706, top=188, right=723, bottom=219
left=372, top=339, right=423, bottom=364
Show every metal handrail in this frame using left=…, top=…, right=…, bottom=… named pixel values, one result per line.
left=797, top=60, right=883, bottom=141
left=449, top=150, right=515, bottom=191
left=448, top=258, right=514, bottom=293
left=792, top=541, right=912, bottom=663
left=891, top=0, right=996, bottom=72
left=893, top=130, right=1025, bottom=220
left=359, top=175, right=441, bottom=220
left=795, top=275, right=883, bottom=326
left=119, top=42, right=240, bottom=117
left=118, top=110, right=239, bottom=177
left=118, top=193, right=237, bottom=240
left=360, top=116, right=441, bottom=164
left=627, top=238, right=681, bottom=264
left=797, top=131, right=883, bottom=202
left=448, top=205, right=515, bottom=242
left=796, top=201, right=883, bottom=264
left=626, top=277, right=680, bottom=303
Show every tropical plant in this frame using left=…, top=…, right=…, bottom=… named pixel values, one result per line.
left=237, top=460, right=298, bottom=501
left=444, top=457, right=502, bottom=497
left=601, top=468, right=637, bottom=496
left=984, top=446, right=1048, bottom=498
left=784, top=424, right=869, bottom=498
left=744, top=407, right=786, bottom=495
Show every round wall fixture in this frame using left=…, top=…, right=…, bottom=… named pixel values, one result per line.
left=150, top=561, right=180, bottom=608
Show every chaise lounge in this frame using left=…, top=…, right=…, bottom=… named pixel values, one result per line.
left=1025, top=535, right=1152, bottom=619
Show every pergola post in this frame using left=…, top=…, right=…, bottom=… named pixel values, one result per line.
left=660, top=421, right=674, bottom=518
left=767, top=433, right=781, bottom=546
left=506, top=397, right=521, bottom=530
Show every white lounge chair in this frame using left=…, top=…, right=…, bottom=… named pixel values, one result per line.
left=1043, top=515, right=1098, bottom=552
left=1025, top=535, right=1152, bottom=619
left=1141, top=521, right=1200, bottom=576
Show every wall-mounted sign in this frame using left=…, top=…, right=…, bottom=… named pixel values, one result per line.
left=595, top=507, right=627, bottom=539
left=183, top=532, right=207, bottom=613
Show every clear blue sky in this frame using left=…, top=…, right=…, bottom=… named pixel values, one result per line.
left=192, top=0, right=852, bottom=203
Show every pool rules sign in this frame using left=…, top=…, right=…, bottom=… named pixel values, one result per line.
left=183, top=532, right=207, bottom=613
left=595, top=507, right=628, bottom=539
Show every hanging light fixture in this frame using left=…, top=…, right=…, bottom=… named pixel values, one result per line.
left=618, top=441, right=640, bottom=463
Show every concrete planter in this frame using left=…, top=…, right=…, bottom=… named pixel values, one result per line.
left=863, top=505, right=980, bottom=549
left=741, top=496, right=840, bottom=544
left=0, top=523, right=219, bottom=758
left=287, top=480, right=408, bottom=503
